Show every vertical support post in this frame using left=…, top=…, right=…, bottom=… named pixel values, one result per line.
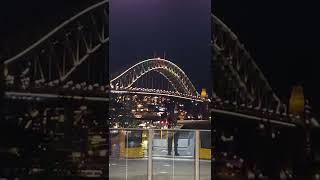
left=31, top=55, right=36, bottom=85
left=76, top=28, right=80, bottom=64
left=126, top=131, right=128, bottom=180
left=195, top=130, right=200, bottom=180
left=49, top=55, right=52, bottom=81
left=151, top=76, right=153, bottom=89
left=148, top=129, right=153, bottom=180
left=88, top=57, right=90, bottom=82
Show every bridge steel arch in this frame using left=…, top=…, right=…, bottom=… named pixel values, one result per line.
left=3, top=0, right=109, bottom=92
left=212, top=14, right=286, bottom=114
left=110, top=58, right=199, bottom=97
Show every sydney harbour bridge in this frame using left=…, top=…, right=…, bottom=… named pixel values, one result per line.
left=0, top=0, right=319, bottom=179
left=110, top=58, right=204, bottom=102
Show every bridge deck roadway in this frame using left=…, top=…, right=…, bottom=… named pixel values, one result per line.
left=110, top=89, right=205, bottom=102
left=4, top=91, right=108, bottom=102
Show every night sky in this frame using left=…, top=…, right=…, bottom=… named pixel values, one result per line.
left=0, top=0, right=100, bottom=59
left=213, top=0, right=320, bottom=112
left=109, top=0, right=211, bottom=92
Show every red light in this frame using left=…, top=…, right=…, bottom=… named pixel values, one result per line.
left=160, top=119, right=167, bottom=126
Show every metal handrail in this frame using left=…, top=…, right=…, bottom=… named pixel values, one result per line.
left=109, top=128, right=210, bottom=180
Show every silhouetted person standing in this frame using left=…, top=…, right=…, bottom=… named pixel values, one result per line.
left=167, top=101, right=179, bottom=156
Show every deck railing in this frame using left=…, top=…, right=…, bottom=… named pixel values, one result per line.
left=109, top=128, right=211, bottom=180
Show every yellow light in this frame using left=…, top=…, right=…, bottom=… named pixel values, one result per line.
left=289, top=85, right=305, bottom=115
left=201, top=88, right=207, bottom=98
